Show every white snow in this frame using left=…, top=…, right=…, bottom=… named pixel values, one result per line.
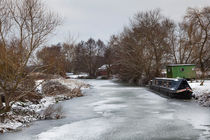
left=98, top=64, right=110, bottom=70
left=66, top=73, right=88, bottom=79
left=0, top=97, right=56, bottom=133
left=52, top=78, right=88, bottom=89
left=189, top=80, right=210, bottom=96
left=36, top=80, right=44, bottom=93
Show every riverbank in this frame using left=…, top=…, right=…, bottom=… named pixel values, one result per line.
left=189, top=80, right=210, bottom=107
left=0, top=78, right=89, bottom=133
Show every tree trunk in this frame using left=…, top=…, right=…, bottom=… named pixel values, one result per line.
left=0, top=95, right=3, bottom=109
left=4, top=94, right=11, bottom=112
left=200, top=59, right=205, bottom=86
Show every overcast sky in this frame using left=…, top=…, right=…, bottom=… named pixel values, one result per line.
left=44, top=0, right=210, bottom=45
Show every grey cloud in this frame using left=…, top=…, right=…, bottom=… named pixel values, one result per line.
left=44, top=0, right=210, bottom=44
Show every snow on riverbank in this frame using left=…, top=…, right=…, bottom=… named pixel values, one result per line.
left=66, top=73, right=88, bottom=79
left=189, top=80, right=210, bottom=107
left=0, top=97, right=55, bottom=133
left=189, top=80, right=210, bottom=96
left=0, top=78, right=89, bottom=133
left=52, top=78, right=89, bottom=89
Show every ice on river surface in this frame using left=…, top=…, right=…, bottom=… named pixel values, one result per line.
left=1, top=79, right=210, bottom=140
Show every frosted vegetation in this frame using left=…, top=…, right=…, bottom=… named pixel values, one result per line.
left=0, top=78, right=89, bottom=133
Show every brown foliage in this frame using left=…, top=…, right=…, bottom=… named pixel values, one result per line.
left=37, top=45, right=67, bottom=76
left=109, top=9, right=173, bottom=84
left=0, top=0, right=61, bottom=112
left=42, top=105, right=64, bottom=120
left=42, top=80, right=83, bottom=98
left=72, top=38, right=106, bottom=77
left=184, top=7, right=210, bottom=79
left=42, top=81, right=70, bottom=96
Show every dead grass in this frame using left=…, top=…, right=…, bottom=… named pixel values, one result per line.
left=42, top=81, right=70, bottom=96
left=42, top=104, right=64, bottom=120
left=42, top=80, right=84, bottom=98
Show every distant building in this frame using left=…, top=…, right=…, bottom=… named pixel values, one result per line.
left=96, top=64, right=109, bottom=76
left=166, top=64, right=196, bottom=79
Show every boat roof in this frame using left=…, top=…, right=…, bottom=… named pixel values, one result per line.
left=167, top=64, right=195, bottom=67
left=154, top=77, right=184, bottom=81
left=153, top=77, right=191, bottom=90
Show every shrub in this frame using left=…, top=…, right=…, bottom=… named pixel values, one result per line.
left=42, top=105, right=64, bottom=120
left=42, top=81, right=70, bottom=96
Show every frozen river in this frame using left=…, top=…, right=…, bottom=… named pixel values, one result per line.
left=1, top=79, right=210, bottom=140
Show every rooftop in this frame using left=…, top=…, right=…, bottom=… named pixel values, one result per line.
left=167, top=64, right=195, bottom=67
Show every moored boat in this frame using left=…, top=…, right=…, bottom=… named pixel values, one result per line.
left=149, top=78, right=193, bottom=99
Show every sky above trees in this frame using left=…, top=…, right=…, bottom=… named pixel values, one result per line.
left=44, top=0, right=210, bottom=44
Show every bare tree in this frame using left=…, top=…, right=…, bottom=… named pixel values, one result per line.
left=111, top=9, right=174, bottom=84
left=72, top=38, right=106, bottom=77
left=169, top=23, right=195, bottom=64
left=184, top=7, right=210, bottom=84
left=72, top=41, right=87, bottom=73
left=0, top=0, right=61, bottom=112
left=37, top=45, right=67, bottom=76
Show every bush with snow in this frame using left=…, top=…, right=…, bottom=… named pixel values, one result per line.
left=42, top=79, right=85, bottom=98
left=0, top=78, right=89, bottom=133
left=42, top=81, right=70, bottom=96
left=41, top=104, right=64, bottom=120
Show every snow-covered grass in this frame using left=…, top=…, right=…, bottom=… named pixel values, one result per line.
left=0, top=97, right=55, bottom=133
left=0, top=77, right=89, bottom=133
left=189, top=80, right=210, bottom=96
left=189, top=80, right=210, bottom=107
left=52, top=78, right=89, bottom=89
left=66, top=73, right=88, bottom=79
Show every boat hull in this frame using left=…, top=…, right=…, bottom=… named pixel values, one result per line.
left=150, top=85, right=192, bottom=99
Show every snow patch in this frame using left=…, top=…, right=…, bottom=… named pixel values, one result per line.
left=36, top=80, right=44, bottom=94
left=189, top=80, right=210, bottom=96
left=66, top=73, right=88, bottom=79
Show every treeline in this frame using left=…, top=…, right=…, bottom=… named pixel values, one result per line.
left=36, top=38, right=109, bottom=78
left=107, top=7, right=210, bottom=84
left=36, top=7, right=210, bottom=85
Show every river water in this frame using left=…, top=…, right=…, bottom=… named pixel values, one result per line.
left=1, top=79, right=210, bottom=140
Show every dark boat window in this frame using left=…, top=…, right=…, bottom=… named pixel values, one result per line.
left=153, top=80, right=156, bottom=85
left=171, top=81, right=179, bottom=88
left=168, top=82, right=172, bottom=88
left=163, top=81, right=167, bottom=87
left=158, top=80, right=162, bottom=86
left=167, top=81, right=172, bottom=88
